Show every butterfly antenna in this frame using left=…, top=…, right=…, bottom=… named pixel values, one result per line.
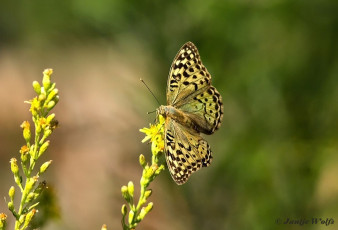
left=147, top=110, right=156, bottom=115
left=140, top=78, right=161, bottom=106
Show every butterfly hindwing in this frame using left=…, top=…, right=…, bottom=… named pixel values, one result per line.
left=176, top=86, right=223, bottom=134
left=164, top=117, right=213, bottom=185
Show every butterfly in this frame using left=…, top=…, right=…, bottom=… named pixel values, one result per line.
left=157, top=42, right=223, bottom=185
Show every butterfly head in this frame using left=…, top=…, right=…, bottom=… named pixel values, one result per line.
left=156, top=105, right=165, bottom=116
left=157, top=105, right=181, bottom=119
left=156, top=105, right=171, bottom=118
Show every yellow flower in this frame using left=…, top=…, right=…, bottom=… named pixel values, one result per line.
left=27, top=97, right=40, bottom=116
left=140, top=115, right=165, bottom=155
left=20, top=121, right=31, bottom=143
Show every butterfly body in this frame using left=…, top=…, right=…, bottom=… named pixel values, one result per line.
left=158, top=105, right=198, bottom=132
left=159, top=42, right=223, bottom=185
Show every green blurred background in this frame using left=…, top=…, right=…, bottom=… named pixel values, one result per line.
left=0, top=0, right=337, bottom=229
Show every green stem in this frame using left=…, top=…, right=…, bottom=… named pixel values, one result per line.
left=15, top=119, right=41, bottom=229
left=128, top=177, right=146, bottom=228
left=135, top=186, right=145, bottom=211
left=14, top=178, right=29, bottom=230
left=129, top=154, right=163, bottom=228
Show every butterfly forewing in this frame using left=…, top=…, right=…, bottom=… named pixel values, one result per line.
left=167, top=42, right=212, bottom=106
left=160, top=41, right=223, bottom=185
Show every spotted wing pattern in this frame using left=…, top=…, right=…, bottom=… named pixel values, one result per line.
left=177, top=85, right=223, bottom=134
left=162, top=41, right=223, bottom=185
left=164, top=117, right=212, bottom=185
left=166, top=42, right=211, bottom=106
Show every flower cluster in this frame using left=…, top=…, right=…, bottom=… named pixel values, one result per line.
left=0, top=213, right=7, bottom=229
left=4, top=69, right=59, bottom=230
left=140, top=115, right=165, bottom=156
left=120, top=115, right=166, bottom=230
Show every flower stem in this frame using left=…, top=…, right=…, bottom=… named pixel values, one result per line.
left=6, top=69, right=59, bottom=230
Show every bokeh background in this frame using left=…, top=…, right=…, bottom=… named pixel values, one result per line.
left=0, top=0, right=337, bottom=229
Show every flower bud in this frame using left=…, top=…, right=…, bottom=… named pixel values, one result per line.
left=36, top=122, right=42, bottom=134
left=7, top=201, right=14, bottom=212
left=43, top=68, right=53, bottom=76
left=38, top=93, right=46, bottom=102
left=46, top=101, right=56, bottom=110
left=26, top=176, right=38, bottom=193
left=20, top=145, right=29, bottom=153
left=46, top=88, right=58, bottom=103
left=21, top=155, right=29, bottom=166
left=151, top=164, right=158, bottom=172
left=10, top=158, right=19, bottom=176
left=19, top=215, right=25, bottom=224
left=140, top=177, right=149, bottom=187
left=121, top=186, right=130, bottom=202
left=42, top=69, right=52, bottom=90
left=29, top=144, right=35, bottom=158
left=144, top=189, right=152, bottom=199
left=32, top=81, right=41, bottom=94
left=29, top=97, right=40, bottom=117
left=138, top=203, right=154, bottom=220
left=0, top=213, right=7, bottom=229
left=139, top=154, right=146, bottom=168
left=39, top=160, right=52, bottom=174
left=43, top=128, right=52, bottom=140
left=127, top=181, right=134, bottom=198
left=25, top=192, right=35, bottom=203
left=8, top=186, right=15, bottom=201
left=128, top=210, right=134, bottom=225
left=20, top=145, right=30, bottom=163
left=14, top=176, right=22, bottom=187
left=54, top=95, right=59, bottom=103
left=46, top=113, right=56, bottom=124
left=101, top=224, right=107, bottom=230
left=39, top=117, right=47, bottom=128
left=121, top=204, right=127, bottom=216
left=145, top=165, right=156, bottom=178
left=145, top=202, right=153, bottom=213
left=138, top=207, right=146, bottom=220
left=38, top=141, right=50, bottom=158
left=23, top=209, right=37, bottom=228
left=20, top=121, right=31, bottom=143
left=155, top=164, right=165, bottom=176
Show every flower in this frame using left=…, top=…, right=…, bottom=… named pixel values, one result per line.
left=139, top=115, right=165, bottom=155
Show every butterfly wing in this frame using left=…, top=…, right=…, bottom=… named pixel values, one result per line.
left=167, top=41, right=223, bottom=134
left=177, top=85, right=223, bottom=134
left=166, top=42, right=212, bottom=106
left=164, top=116, right=213, bottom=185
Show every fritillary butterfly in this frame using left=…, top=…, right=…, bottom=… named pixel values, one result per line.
left=157, top=42, right=223, bottom=184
